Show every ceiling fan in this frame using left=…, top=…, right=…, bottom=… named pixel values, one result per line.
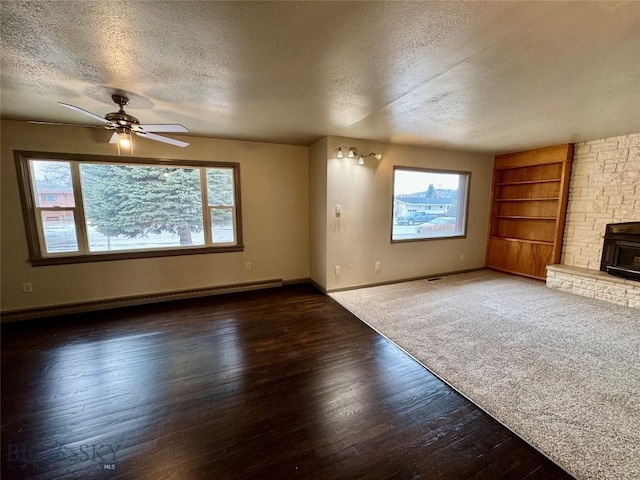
left=30, top=94, right=189, bottom=148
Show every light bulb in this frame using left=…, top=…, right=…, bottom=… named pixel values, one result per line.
left=118, top=133, right=131, bottom=149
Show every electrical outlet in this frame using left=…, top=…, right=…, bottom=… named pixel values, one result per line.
left=245, top=262, right=252, bottom=271
left=22, top=282, right=33, bottom=293
left=375, top=261, right=381, bottom=272
left=334, top=265, right=341, bottom=275
left=459, top=253, right=465, bottom=261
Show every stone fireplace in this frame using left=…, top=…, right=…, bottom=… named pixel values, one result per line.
left=546, top=133, right=640, bottom=308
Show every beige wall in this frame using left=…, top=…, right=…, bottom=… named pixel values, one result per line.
left=1, top=120, right=309, bottom=312
left=323, top=136, right=493, bottom=291
left=561, top=133, right=640, bottom=270
left=309, top=137, right=328, bottom=288
left=2, top=120, right=495, bottom=310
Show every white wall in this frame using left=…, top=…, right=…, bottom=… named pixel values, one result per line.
left=1, top=120, right=309, bottom=312
left=561, top=133, right=640, bottom=269
left=323, top=136, right=493, bottom=291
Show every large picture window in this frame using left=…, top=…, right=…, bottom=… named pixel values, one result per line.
left=15, top=151, right=242, bottom=265
left=392, top=167, right=470, bottom=242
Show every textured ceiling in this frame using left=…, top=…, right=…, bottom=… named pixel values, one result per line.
left=1, top=1, right=639, bottom=154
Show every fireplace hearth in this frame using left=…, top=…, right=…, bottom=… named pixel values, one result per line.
left=600, top=222, right=640, bottom=281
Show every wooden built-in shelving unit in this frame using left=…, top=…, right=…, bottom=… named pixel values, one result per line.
left=486, top=144, right=573, bottom=280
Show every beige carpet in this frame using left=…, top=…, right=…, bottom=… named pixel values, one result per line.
left=330, top=269, right=640, bottom=480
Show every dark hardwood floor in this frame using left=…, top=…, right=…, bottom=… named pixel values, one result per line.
left=1, top=284, right=574, bottom=479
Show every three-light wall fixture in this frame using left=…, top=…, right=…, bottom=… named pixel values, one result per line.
left=336, top=146, right=382, bottom=165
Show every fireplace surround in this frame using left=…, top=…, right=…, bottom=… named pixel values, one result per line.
left=600, top=222, right=640, bottom=282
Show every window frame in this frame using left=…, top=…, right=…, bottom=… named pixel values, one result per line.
left=391, top=166, right=471, bottom=243
left=15, top=151, right=243, bottom=266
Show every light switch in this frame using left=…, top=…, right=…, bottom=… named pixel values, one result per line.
left=335, top=205, right=342, bottom=217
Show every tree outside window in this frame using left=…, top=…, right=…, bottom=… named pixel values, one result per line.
left=16, top=152, right=242, bottom=264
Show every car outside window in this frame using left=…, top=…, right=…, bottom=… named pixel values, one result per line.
left=392, top=167, right=470, bottom=241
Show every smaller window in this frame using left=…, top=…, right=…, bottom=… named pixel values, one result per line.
left=392, top=167, right=470, bottom=242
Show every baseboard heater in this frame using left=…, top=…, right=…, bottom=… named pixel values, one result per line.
left=1, top=278, right=284, bottom=323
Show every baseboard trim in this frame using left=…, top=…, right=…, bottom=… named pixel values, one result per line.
left=309, top=279, right=327, bottom=294
left=326, top=268, right=485, bottom=293
left=1, top=278, right=284, bottom=323
left=282, top=277, right=311, bottom=286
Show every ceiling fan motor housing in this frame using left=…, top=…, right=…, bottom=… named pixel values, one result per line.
left=105, top=111, right=140, bottom=127
left=106, top=95, right=140, bottom=127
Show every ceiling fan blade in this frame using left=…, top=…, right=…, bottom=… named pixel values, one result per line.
left=135, top=124, right=188, bottom=133
left=58, top=102, right=111, bottom=125
left=28, top=121, right=106, bottom=128
left=134, top=131, right=189, bottom=148
left=109, top=132, right=119, bottom=144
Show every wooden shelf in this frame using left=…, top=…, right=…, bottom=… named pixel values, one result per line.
left=486, top=144, right=573, bottom=280
left=494, top=197, right=559, bottom=202
left=495, top=179, right=561, bottom=186
left=495, top=215, right=556, bottom=220
left=489, top=236, right=554, bottom=246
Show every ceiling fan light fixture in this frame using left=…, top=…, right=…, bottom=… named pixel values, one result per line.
left=118, top=132, right=131, bottom=149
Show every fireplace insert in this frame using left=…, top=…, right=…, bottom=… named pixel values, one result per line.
left=600, top=222, right=640, bottom=281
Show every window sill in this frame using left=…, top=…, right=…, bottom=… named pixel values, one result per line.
left=29, top=245, right=244, bottom=266
left=391, top=234, right=466, bottom=243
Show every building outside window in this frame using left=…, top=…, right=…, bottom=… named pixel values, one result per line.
left=392, top=167, right=470, bottom=241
